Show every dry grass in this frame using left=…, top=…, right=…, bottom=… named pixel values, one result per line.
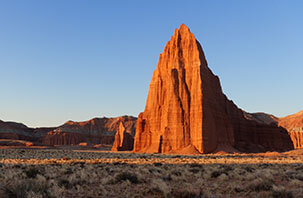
left=0, top=148, right=302, bottom=197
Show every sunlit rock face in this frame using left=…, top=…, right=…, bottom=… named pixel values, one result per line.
left=278, top=111, right=303, bottom=149
left=0, top=116, right=137, bottom=147
left=40, top=116, right=136, bottom=146
left=133, top=24, right=293, bottom=154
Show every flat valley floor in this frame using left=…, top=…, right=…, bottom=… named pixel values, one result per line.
left=0, top=148, right=303, bottom=198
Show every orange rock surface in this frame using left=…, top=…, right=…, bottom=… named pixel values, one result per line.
left=133, top=24, right=293, bottom=154
left=40, top=116, right=136, bottom=146
left=278, top=110, right=303, bottom=149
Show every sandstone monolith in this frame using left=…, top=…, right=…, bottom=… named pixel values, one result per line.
left=133, top=24, right=293, bottom=154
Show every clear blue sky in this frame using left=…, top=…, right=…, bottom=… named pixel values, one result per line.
left=0, top=1, right=302, bottom=127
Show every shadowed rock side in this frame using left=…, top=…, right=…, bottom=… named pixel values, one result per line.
left=248, top=111, right=303, bottom=149
left=278, top=110, right=303, bottom=149
left=0, top=120, right=55, bottom=142
left=133, top=24, right=293, bottom=154
left=243, top=112, right=278, bottom=125
left=111, top=122, right=134, bottom=151
left=41, top=116, right=137, bottom=146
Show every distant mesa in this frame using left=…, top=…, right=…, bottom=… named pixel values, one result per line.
left=133, top=24, right=294, bottom=154
left=0, top=116, right=137, bottom=149
left=41, top=116, right=136, bottom=147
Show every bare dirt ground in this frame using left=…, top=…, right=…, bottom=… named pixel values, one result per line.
left=0, top=148, right=302, bottom=198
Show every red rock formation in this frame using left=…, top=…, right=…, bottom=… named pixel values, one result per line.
left=0, top=116, right=136, bottom=147
left=278, top=110, right=303, bottom=131
left=42, top=131, right=88, bottom=145
left=278, top=110, right=303, bottom=149
left=0, top=120, right=35, bottom=141
left=112, top=122, right=134, bottom=151
left=288, top=132, right=303, bottom=149
left=133, top=24, right=293, bottom=154
left=40, top=116, right=136, bottom=146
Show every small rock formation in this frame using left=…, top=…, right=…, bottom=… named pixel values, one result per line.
left=278, top=110, right=303, bottom=149
left=112, top=122, right=134, bottom=151
left=133, top=24, right=293, bottom=154
left=78, top=142, right=88, bottom=146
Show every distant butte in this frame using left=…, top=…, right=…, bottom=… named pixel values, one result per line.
left=133, top=24, right=293, bottom=154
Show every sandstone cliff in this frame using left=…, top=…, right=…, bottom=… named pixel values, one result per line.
left=278, top=111, right=303, bottom=149
left=247, top=111, right=303, bottom=149
left=0, top=116, right=136, bottom=147
left=133, top=24, right=293, bottom=154
left=40, top=116, right=136, bottom=146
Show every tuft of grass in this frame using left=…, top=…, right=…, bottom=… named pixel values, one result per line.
left=171, top=170, right=182, bottom=176
left=189, top=163, right=203, bottom=168
left=247, top=179, right=272, bottom=192
left=24, top=168, right=40, bottom=179
left=153, top=162, right=163, bottom=167
left=64, top=168, right=73, bottom=175
left=58, top=179, right=71, bottom=189
left=171, top=189, right=204, bottom=198
left=189, top=168, right=200, bottom=174
left=272, top=188, right=293, bottom=198
left=2, top=179, right=49, bottom=198
left=115, top=172, right=139, bottom=184
left=146, top=187, right=165, bottom=198
left=211, top=171, right=222, bottom=178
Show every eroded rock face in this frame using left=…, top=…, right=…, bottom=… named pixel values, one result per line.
left=40, top=116, right=136, bottom=146
left=133, top=24, right=293, bottom=154
left=112, top=122, right=134, bottom=151
left=288, top=132, right=303, bottom=149
left=0, top=116, right=136, bottom=147
left=278, top=111, right=303, bottom=149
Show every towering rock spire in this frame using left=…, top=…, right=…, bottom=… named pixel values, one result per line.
left=133, top=24, right=293, bottom=154
left=112, top=122, right=134, bottom=151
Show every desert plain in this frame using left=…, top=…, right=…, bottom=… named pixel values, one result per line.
left=0, top=146, right=302, bottom=198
